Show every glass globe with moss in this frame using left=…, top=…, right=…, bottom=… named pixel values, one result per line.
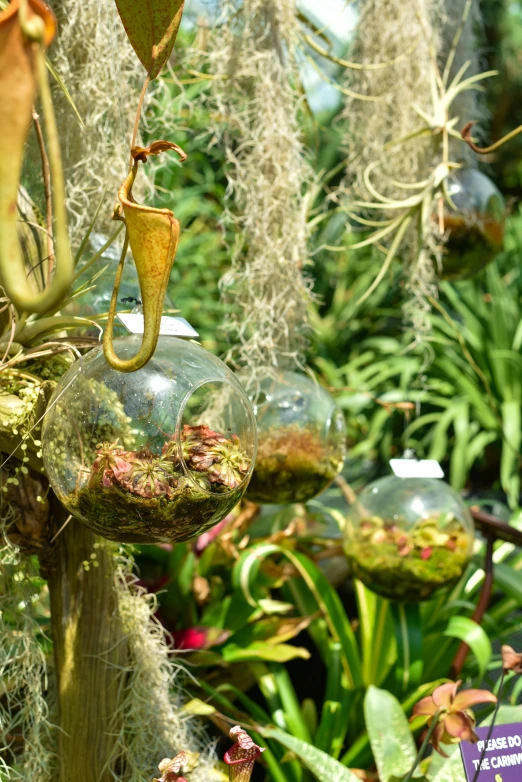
left=344, top=476, right=474, bottom=602
left=244, top=370, right=346, bottom=504
left=42, top=336, right=257, bottom=543
left=441, top=168, right=506, bottom=281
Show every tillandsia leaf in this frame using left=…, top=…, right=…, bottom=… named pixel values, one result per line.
left=113, top=0, right=185, bottom=80
left=0, top=0, right=73, bottom=315
left=103, top=144, right=185, bottom=372
left=224, top=726, right=265, bottom=782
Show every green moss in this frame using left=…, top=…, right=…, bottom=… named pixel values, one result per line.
left=63, top=425, right=251, bottom=543
left=246, top=425, right=340, bottom=504
left=70, top=480, right=243, bottom=544
left=345, top=516, right=471, bottom=602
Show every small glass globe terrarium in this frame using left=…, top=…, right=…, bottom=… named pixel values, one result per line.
left=245, top=370, right=346, bottom=504
left=441, top=168, right=506, bottom=281
left=344, top=476, right=474, bottom=602
left=42, top=336, right=256, bottom=543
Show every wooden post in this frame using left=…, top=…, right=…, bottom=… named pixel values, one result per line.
left=48, top=500, right=127, bottom=782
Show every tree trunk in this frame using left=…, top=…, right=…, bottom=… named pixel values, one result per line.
left=48, top=500, right=127, bottom=782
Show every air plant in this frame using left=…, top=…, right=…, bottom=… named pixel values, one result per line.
left=315, top=0, right=500, bottom=345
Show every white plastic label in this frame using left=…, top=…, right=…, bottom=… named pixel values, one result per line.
left=116, top=313, right=199, bottom=338
left=389, top=459, right=444, bottom=479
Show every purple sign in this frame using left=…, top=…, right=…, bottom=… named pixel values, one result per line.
left=460, top=724, right=522, bottom=781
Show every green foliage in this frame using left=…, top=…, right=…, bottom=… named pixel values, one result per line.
left=135, top=500, right=522, bottom=779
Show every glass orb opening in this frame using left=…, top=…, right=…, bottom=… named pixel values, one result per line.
left=245, top=370, right=346, bottom=504
left=441, top=169, right=506, bottom=281
left=344, top=476, right=474, bottom=602
left=42, top=336, right=257, bottom=543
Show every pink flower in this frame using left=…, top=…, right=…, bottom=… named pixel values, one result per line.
left=195, top=518, right=230, bottom=554
left=421, top=547, right=433, bottom=560
left=412, top=680, right=497, bottom=756
left=172, top=626, right=229, bottom=651
left=224, top=726, right=265, bottom=782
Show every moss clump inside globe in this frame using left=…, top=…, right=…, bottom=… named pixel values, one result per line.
left=246, top=424, right=342, bottom=504
left=42, top=336, right=256, bottom=543
left=344, top=477, right=474, bottom=602
left=71, top=425, right=250, bottom=543
left=441, top=169, right=506, bottom=281
left=244, top=370, right=346, bottom=505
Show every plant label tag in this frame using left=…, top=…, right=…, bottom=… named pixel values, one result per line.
left=389, top=459, right=444, bottom=479
left=460, top=723, right=522, bottom=781
left=116, top=313, right=199, bottom=339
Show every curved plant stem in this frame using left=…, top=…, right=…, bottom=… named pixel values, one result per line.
left=129, top=74, right=150, bottom=164
left=302, top=31, right=420, bottom=71
left=356, top=214, right=412, bottom=306
left=32, top=109, right=53, bottom=281
left=461, top=121, right=522, bottom=155
left=402, top=711, right=441, bottom=782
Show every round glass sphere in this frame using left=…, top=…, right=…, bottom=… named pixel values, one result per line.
left=42, top=336, right=257, bottom=544
left=245, top=370, right=346, bottom=504
left=441, top=169, right=506, bottom=281
left=344, top=476, right=474, bottom=602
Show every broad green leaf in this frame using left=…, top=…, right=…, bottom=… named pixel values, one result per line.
left=260, top=726, right=361, bottom=782
left=429, top=744, right=465, bottom=782
left=114, top=0, right=185, bottom=79
left=233, top=543, right=363, bottom=687
left=443, top=616, right=492, bottom=678
left=481, top=704, right=522, bottom=726
left=364, top=685, right=422, bottom=781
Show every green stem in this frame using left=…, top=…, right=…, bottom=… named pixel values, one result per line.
left=402, top=711, right=441, bottom=782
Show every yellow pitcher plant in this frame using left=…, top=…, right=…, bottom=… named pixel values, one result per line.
left=0, top=0, right=73, bottom=314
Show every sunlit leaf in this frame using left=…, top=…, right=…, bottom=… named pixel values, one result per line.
left=114, top=0, right=185, bottom=79
left=259, top=726, right=361, bottom=782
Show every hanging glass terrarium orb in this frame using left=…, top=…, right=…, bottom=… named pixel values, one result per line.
left=441, top=168, right=506, bottom=281
left=42, top=336, right=257, bottom=544
left=244, top=370, right=346, bottom=504
left=344, top=476, right=474, bottom=602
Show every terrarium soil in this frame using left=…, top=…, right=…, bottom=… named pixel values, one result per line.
left=71, top=481, right=243, bottom=544
left=246, top=425, right=340, bottom=504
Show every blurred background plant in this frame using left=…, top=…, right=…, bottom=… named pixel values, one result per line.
left=4, top=0, right=522, bottom=780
